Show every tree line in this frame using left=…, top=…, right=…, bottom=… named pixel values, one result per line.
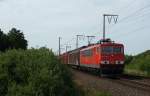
left=0, top=28, right=28, bottom=52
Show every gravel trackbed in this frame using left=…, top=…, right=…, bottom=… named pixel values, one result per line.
left=72, top=69, right=150, bottom=96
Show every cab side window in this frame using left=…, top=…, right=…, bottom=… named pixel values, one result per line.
left=97, top=47, right=100, bottom=53
left=82, top=49, right=93, bottom=57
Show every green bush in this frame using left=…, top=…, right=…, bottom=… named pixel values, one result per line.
left=125, top=50, right=150, bottom=76
left=125, top=55, right=133, bottom=65
left=0, top=48, right=80, bottom=96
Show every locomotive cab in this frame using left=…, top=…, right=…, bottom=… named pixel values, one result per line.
left=98, top=39, right=125, bottom=74
left=100, top=44, right=124, bottom=64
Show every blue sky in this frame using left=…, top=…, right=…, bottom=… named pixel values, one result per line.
left=0, top=0, right=149, bottom=55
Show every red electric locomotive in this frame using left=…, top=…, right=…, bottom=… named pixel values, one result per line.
left=60, top=38, right=125, bottom=75
left=80, top=39, right=124, bottom=74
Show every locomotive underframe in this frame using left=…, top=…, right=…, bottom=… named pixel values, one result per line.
left=68, top=63, right=124, bottom=76
left=99, top=64, right=124, bottom=75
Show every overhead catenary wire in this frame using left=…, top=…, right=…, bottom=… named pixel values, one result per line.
left=110, top=12, right=150, bottom=37
left=112, top=24, right=150, bottom=40
left=61, top=37, right=75, bottom=47
left=93, top=3, right=150, bottom=39
left=92, top=0, right=143, bottom=36
left=59, top=2, right=150, bottom=53
left=109, top=7, right=150, bottom=37
left=108, top=4, right=150, bottom=33
left=114, top=0, right=139, bottom=14
left=119, top=4, right=150, bottom=23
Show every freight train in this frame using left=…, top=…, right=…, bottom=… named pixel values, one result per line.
left=60, top=38, right=125, bottom=76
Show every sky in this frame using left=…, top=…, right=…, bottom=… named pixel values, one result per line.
left=0, top=0, right=149, bottom=55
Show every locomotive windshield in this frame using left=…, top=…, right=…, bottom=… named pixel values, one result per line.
left=101, top=47, right=113, bottom=53
left=113, top=47, right=122, bottom=53
left=101, top=46, right=123, bottom=54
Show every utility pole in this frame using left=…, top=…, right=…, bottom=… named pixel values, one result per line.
left=76, top=35, right=84, bottom=48
left=58, top=37, right=61, bottom=56
left=86, top=36, right=95, bottom=45
left=65, top=45, right=71, bottom=64
left=65, top=45, right=71, bottom=53
left=103, top=14, right=118, bottom=40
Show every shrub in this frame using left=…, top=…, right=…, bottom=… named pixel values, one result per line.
left=0, top=48, right=79, bottom=96
left=125, top=50, right=150, bottom=76
left=125, top=55, right=133, bottom=65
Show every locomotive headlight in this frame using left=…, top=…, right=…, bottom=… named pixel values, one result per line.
left=116, top=61, right=124, bottom=64
left=120, top=61, right=124, bottom=64
left=101, top=61, right=109, bottom=64
left=115, top=61, right=119, bottom=64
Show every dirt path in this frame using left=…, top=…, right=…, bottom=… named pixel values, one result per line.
left=72, top=69, right=150, bottom=96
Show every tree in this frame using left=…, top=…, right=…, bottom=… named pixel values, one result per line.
left=0, top=29, right=9, bottom=52
left=7, top=28, right=28, bottom=49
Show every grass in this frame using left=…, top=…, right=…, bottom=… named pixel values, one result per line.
left=83, top=88, right=112, bottom=96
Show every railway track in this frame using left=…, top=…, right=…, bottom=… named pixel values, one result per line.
left=108, top=75, right=150, bottom=93
left=73, top=68, right=150, bottom=92
left=73, top=69, right=150, bottom=96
